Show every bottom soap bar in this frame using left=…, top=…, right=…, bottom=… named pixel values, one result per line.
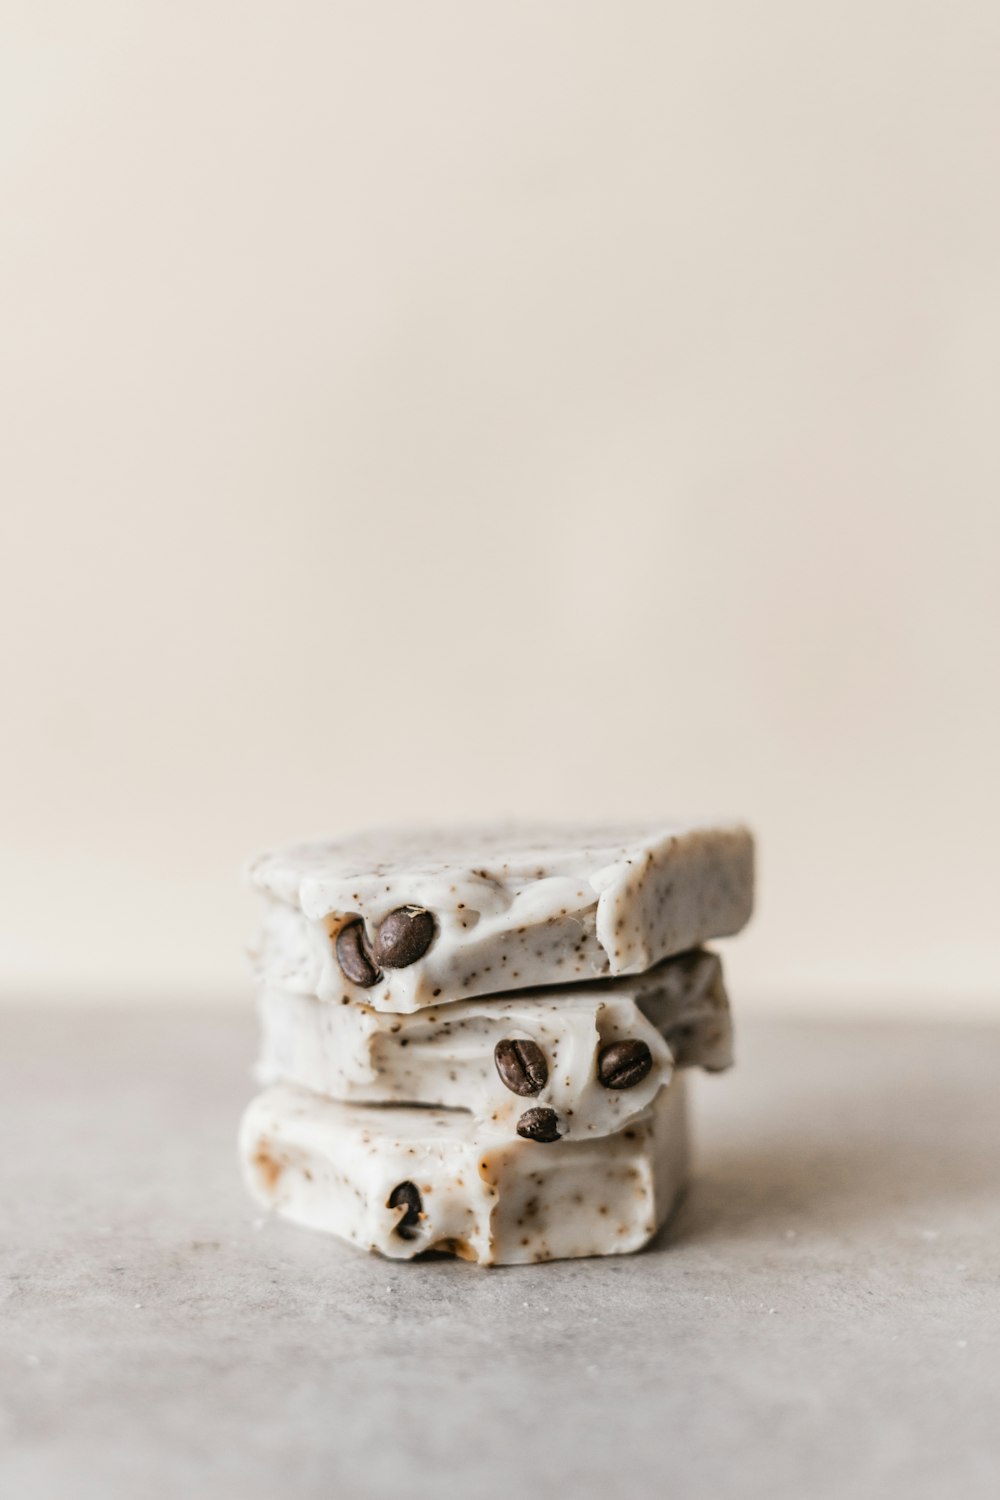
left=240, top=1077, right=689, bottom=1266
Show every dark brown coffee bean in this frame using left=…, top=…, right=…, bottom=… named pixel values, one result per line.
left=515, top=1107, right=561, bottom=1143
left=597, top=1038, right=653, bottom=1090
left=494, top=1038, right=548, bottom=1097
left=375, top=906, right=436, bottom=968
left=387, top=1181, right=423, bottom=1239
left=335, top=920, right=382, bottom=987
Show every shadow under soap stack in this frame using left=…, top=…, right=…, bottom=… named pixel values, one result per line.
left=240, top=821, right=755, bottom=1266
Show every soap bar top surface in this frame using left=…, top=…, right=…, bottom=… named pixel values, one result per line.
left=240, top=1076, right=689, bottom=1266
left=248, top=820, right=753, bottom=1011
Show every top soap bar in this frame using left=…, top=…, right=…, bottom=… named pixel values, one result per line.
left=248, top=821, right=754, bottom=1012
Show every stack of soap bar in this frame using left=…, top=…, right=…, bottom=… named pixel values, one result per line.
left=240, top=821, right=753, bottom=1266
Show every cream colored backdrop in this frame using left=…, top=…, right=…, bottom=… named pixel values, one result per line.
left=2, top=3, right=998, bottom=1014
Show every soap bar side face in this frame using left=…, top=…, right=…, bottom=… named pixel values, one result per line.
left=594, top=826, right=754, bottom=973
left=240, top=1087, right=496, bottom=1261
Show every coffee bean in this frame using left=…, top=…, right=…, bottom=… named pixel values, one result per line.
left=494, top=1038, right=548, bottom=1097
left=515, top=1106, right=561, bottom=1143
left=375, top=906, right=436, bottom=968
left=597, top=1038, right=653, bottom=1090
left=335, top=920, right=382, bottom=987
left=387, top=1181, right=423, bottom=1239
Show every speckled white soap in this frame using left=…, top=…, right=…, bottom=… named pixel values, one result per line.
left=255, top=948, right=731, bottom=1142
left=240, top=1076, right=689, bottom=1266
left=248, top=821, right=754, bottom=1013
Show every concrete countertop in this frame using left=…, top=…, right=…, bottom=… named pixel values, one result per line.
left=2, top=1007, right=998, bottom=1500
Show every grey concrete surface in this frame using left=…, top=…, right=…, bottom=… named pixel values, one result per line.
left=1, top=1007, right=998, bottom=1500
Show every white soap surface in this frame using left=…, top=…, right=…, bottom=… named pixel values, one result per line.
left=255, top=948, right=731, bottom=1141
left=240, top=1076, right=689, bottom=1266
left=248, top=820, right=753, bottom=1012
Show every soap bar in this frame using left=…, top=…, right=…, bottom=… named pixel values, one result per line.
left=255, top=949, right=731, bottom=1142
left=240, top=1076, right=689, bottom=1265
left=248, top=820, right=753, bottom=1012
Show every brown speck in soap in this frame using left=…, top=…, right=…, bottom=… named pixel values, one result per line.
left=253, top=1145, right=283, bottom=1191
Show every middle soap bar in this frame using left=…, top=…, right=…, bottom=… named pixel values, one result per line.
left=256, top=948, right=732, bottom=1143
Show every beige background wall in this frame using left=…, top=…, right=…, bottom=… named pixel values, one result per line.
left=2, top=3, right=998, bottom=1014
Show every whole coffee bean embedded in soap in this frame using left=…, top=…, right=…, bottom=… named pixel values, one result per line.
left=597, top=1039, right=653, bottom=1090
left=387, top=1180, right=423, bottom=1239
left=515, top=1106, right=561, bottom=1143
left=335, top=920, right=382, bottom=987
left=494, top=1038, right=548, bottom=1097
left=375, top=906, right=436, bottom=968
